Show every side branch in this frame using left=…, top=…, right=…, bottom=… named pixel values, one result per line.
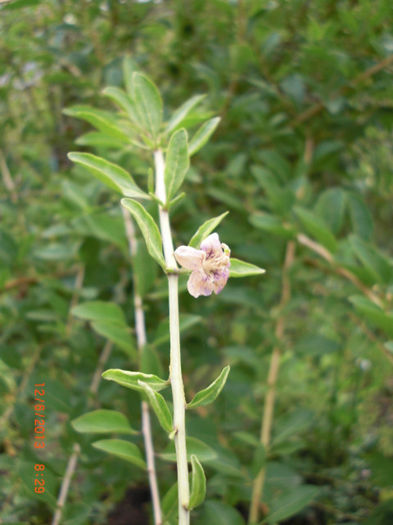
left=122, top=206, right=163, bottom=525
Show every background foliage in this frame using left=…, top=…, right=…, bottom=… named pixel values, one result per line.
left=1, top=0, right=393, bottom=524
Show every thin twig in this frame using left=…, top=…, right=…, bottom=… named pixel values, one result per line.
left=51, top=444, right=81, bottom=525
left=122, top=206, right=163, bottom=525
left=248, top=241, right=296, bottom=524
left=296, top=233, right=383, bottom=308
left=52, top=339, right=114, bottom=525
left=0, top=269, right=76, bottom=295
left=291, top=54, right=393, bottom=126
left=89, top=340, right=113, bottom=398
left=0, top=150, right=18, bottom=203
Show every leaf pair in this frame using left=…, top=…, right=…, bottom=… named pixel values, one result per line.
left=72, top=301, right=136, bottom=357
left=102, top=369, right=172, bottom=434
left=72, top=409, right=145, bottom=470
left=104, top=73, right=162, bottom=142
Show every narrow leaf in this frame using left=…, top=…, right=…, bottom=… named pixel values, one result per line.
left=189, top=455, right=206, bottom=510
left=294, top=206, right=337, bottom=253
left=72, top=409, right=137, bottom=435
left=166, top=94, right=206, bottom=134
left=188, top=117, right=220, bottom=156
left=131, top=72, right=163, bottom=139
left=102, top=369, right=168, bottom=392
left=164, top=129, right=189, bottom=199
left=195, top=501, right=244, bottom=525
left=63, top=106, right=129, bottom=141
left=249, top=213, right=295, bottom=239
left=349, top=235, right=391, bottom=284
left=92, top=439, right=146, bottom=469
left=123, top=55, right=137, bottom=95
left=102, top=86, right=140, bottom=127
left=162, top=482, right=178, bottom=521
left=138, top=380, right=173, bottom=433
left=347, top=192, right=373, bottom=241
left=68, top=152, right=149, bottom=199
left=76, top=131, right=128, bottom=149
left=91, top=320, right=136, bottom=357
left=71, top=301, right=126, bottom=325
left=121, top=198, right=166, bottom=269
left=229, top=258, right=266, bottom=278
left=349, top=296, right=393, bottom=337
left=263, top=485, right=319, bottom=524
left=188, top=365, right=230, bottom=409
left=189, top=212, right=229, bottom=248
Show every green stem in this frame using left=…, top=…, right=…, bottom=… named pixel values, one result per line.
left=154, top=149, right=190, bottom=525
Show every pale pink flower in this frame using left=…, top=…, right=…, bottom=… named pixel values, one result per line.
left=174, top=233, right=231, bottom=298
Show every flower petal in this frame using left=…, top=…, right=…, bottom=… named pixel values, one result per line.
left=200, top=232, right=221, bottom=256
left=174, top=246, right=205, bottom=271
left=212, top=267, right=230, bottom=294
left=187, top=270, right=214, bottom=298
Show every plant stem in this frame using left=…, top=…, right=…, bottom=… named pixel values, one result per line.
left=154, top=149, right=190, bottom=525
left=249, top=241, right=295, bottom=524
left=122, top=206, right=163, bottom=525
left=296, top=233, right=383, bottom=308
left=52, top=444, right=81, bottom=525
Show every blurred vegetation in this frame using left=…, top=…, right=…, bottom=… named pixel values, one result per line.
left=1, top=0, right=393, bottom=524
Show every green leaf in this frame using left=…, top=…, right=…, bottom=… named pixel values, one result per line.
left=349, top=296, right=393, bottom=337
left=102, top=86, right=140, bottom=126
left=71, top=301, right=126, bottom=325
left=63, top=106, right=129, bottom=141
left=166, top=94, right=206, bottom=134
left=347, top=192, right=373, bottom=241
left=121, top=199, right=165, bottom=269
left=294, top=206, right=337, bottom=252
left=194, top=501, right=244, bottom=525
left=92, top=439, right=146, bottom=469
left=138, top=380, right=173, bottom=433
left=263, top=485, right=319, bottom=524
left=164, top=129, right=189, bottom=200
left=68, top=152, right=149, bottom=199
left=102, top=369, right=168, bottom=392
left=160, top=437, right=217, bottom=463
left=250, top=444, right=266, bottom=479
left=162, top=482, right=178, bottom=521
left=189, top=212, right=229, bottom=248
left=76, top=131, right=135, bottom=150
left=72, top=409, right=137, bottom=435
left=272, top=409, right=314, bottom=446
left=249, top=213, right=295, bottom=239
left=229, top=258, right=266, bottom=278
left=188, top=365, right=230, bottom=409
left=189, top=455, right=206, bottom=510
left=131, top=72, right=163, bottom=139
left=349, top=235, right=391, bottom=284
left=91, top=320, right=136, bottom=357
left=123, top=55, right=137, bottom=95
left=188, top=117, right=220, bottom=156
left=315, top=187, right=346, bottom=235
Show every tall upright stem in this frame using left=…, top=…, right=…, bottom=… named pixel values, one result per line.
left=249, top=241, right=295, bottom=524
left=154, top=149, right=190, bottom=525
left=122, top=206, right=163, bottom=525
